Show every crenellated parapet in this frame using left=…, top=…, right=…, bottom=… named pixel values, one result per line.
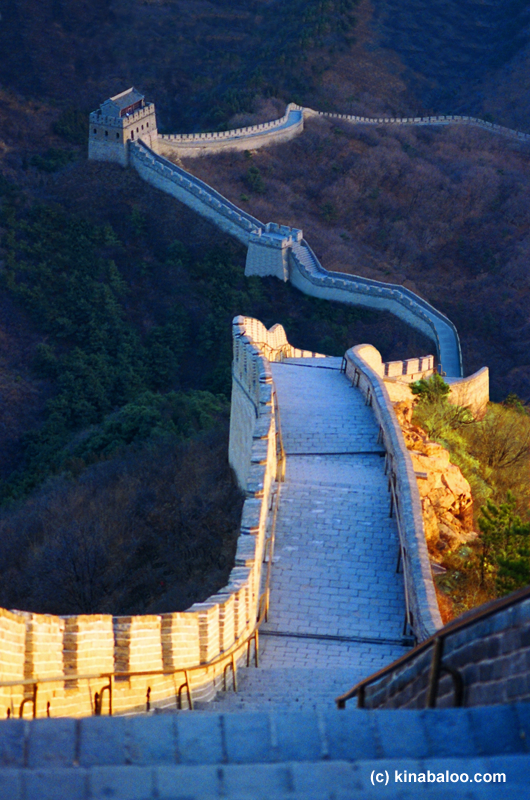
left=157, top=104, right=304, bottom=158
left=305, top=107, right=530, bottom=141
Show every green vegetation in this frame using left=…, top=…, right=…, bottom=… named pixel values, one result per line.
left=0, top=189, right=423, bottom=506
left=245, top=165, right=266, bottom=194
left=411, top=376, right=530, bottom=612
left=1, top=184, right=427, bottom=614
left=479, top=494, right=529, bottom=595
left=29, top=148, right=76, bottom=172
left=53, top=108, right=89, bottom=146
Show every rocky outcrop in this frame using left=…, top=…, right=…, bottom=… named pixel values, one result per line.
left=393, top=401, right=478, bottom=561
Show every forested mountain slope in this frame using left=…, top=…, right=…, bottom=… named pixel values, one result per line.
left=0, top=0, right=529, bottom=615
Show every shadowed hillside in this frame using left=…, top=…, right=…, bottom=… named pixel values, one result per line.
left=1, top=0, right=530, bottom=130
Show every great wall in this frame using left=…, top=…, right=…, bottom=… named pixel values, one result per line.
left=1, top=88, right=529, bottom=799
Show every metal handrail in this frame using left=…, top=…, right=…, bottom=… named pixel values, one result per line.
left=1, top=402, right=284, bottom=720
left=385, top=449, right=415, bottom=642
left=349, top=366, right=417, bottom=644
left=336, top=582, right=530, bottom=709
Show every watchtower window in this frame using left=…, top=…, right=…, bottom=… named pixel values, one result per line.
left=116, top=133, right=120, bottom=139
left=131, top=130, right=134, bottom=140
left=93, top=128, right=97, bottom=134
left=105, top=130, right=108, bottom=137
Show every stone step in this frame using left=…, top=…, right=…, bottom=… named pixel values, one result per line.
left=1, top=755, right=528, bottom=799
left=197, top=667, right=358, bottom=710
left=2, top=703, right=528, bottom=769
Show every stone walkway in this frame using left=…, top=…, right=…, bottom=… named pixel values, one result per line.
left=204, top=358, right=409, bottom=711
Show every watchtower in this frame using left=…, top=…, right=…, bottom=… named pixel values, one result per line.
left=88, top=87, right=159, bottom=166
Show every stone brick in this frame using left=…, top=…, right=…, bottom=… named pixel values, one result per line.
left=156, top=764, right=219, bottom=798
left=78, top=717, right=127, bottom=767
left=125, top=716, right=177, bottom=766
left=22, top=768, right=87, bottom=800
left=176, top=713, right=224, bottom=765
left=0, top=719, right=25, bottom=767
left=424, top=708, right=476, bottom=756
left=89, top=765, right=153, bottom=799
left=374, top=709, right=430, bottom=758
left=26, top=718, right=76, bottom=768
left=224, top=712, right=271, bottom=764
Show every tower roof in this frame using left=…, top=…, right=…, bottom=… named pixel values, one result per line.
left=100, top=88, right=145, bottom=117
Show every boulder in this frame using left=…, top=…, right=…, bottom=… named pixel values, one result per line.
left=394, top=400, right=476, bottom=561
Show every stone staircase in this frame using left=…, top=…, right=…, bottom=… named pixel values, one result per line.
left=195, top=666, right=360, bottom=714
left=1, top=703, right=529, bottom=798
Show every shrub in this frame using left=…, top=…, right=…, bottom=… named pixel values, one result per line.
left=245, top=165, right=266, bottom=194
left=53, top=108, right=88, bottom=146
left=29, top=148, right=76, bottom=173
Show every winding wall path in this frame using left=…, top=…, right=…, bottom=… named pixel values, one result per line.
left=130, top=139, right=463, bottom=376
left=203, top=356, right=410, bottom=712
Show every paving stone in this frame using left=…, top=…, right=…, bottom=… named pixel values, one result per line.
left=78, top=716, right=127, bottom=767
left=0, top=719, right=25, bottom=767
left=224, top=713, right=271, bottom=763
left=220, top=762, right=293, bottom=797
left=22, top=767, right=87, bottom=800
left=126, top=716, right=177, bottom=765
left=177, top=714, right=224, bottom=765
left=156, top=764, right=220, bottom=798
left=90, top=764, right=154, bottom=799
left=0, top=768, right=21, bottom=800
left=468, top=705, right=523, bottom=756
left=26, top=717, right=77, bottom=768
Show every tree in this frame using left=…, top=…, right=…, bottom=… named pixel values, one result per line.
left=478, top=493, right=530, bottom=593
left=411, top=373, right=450, bottom=403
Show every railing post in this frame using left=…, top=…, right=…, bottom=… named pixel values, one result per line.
left=426, top=637, right=444, bottom=708
left=357, top=685, right=366, bottom=709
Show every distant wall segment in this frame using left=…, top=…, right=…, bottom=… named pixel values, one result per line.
left=86, top=94, right=486, bottom=377
left=126, top=138, right=464, bottom=376
left=158, top=104, right=304, bottom=158
left=305, top=107, right=530, bottom=141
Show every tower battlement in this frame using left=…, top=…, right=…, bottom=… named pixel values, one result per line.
left=88, top=87, right=158, bottom=166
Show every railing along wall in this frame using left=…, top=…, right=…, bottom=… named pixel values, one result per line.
left=0, top=324, right=284, bottom=719
left=344, top=344, right=443, bottom=643
left=337, top=584, right=530, bottom=710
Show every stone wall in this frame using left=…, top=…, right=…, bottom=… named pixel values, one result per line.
left=288, top=240, right=463, bottom=377
left=0, top=322, right=281, bottom=719
left=129, top=141, right=260, bottom=246
left=344, top=344, right=443, bottom=641
left=446, top=368, right=490, bottom=419
left=384, top=355, right=436, bottom=382
left=383, top=362, right=489, bottom=419
left=126, top=135, right=465, bottom=376
left=363, top=593, right=530, bottom=708
left=158, top=104, right=304, bottom=158
left=306, top=107, right=530, bottom=142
